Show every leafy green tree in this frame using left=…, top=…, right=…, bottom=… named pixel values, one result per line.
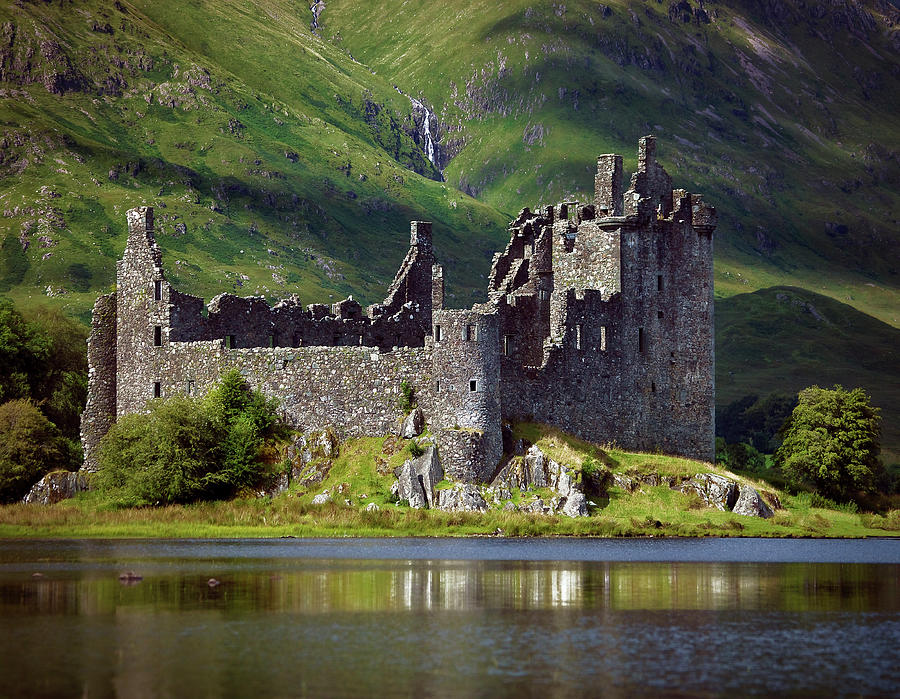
left=0, top=298, right=49, bottom=403
left=97, top=370, right=286, bottom=504
left=0, top=399, right=67, bottom=503
left=0, top=298, right=87, bottom=446
left=775, top=385, right=883, bottom=501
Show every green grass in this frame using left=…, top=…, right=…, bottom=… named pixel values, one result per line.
left=2, top=424, right=896, bottom=539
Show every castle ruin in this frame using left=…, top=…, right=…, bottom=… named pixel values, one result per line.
left=80, top=136, right=717, bottom=480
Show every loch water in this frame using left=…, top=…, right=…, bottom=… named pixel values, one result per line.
left=0, top=538, right=898, bottom=697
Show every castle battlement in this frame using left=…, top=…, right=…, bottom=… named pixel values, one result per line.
left=81, top=137, right=716, bottom=479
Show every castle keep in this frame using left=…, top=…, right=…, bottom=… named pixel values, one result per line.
left=81, top=136, right=717, bottom=479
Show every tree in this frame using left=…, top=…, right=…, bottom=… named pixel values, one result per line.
left=97, top=370, right=286, bottom=504
left=0, top=399, right=67, bottom=503
left=775, top=385, right=883, bottom=501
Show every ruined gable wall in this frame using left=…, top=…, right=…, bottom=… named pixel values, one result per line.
left=80, top=292, right=116, bottom=472
left=116, top=207, right=170, bottom=418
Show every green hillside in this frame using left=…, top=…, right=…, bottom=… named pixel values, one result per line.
left=716, top=286, right=900, bottom=459
left=320, top=0, right=900, bottom=326
left=0, top=0, right=508, bottom=322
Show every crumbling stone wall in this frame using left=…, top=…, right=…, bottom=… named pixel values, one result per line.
left=81, top=135, right=716, bottom=481
left=80, top=292, right=116, bottom=472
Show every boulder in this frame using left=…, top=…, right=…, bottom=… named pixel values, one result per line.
left=23, top=470, right=88, bottom=504
left=393, top=446, right=444, bottom=509
left=560, top=492, right=589, bottom=518
left=524, top=445, right=550, bottom=487
left=612, top=472, right=637, bottom=493
left=311, top=491, right=331, bottom=505
left=732, top=485, right=774, bottom=518
left=436, top=483, right=488, bottom=512
left=400, top=407, right=425, bottom=439
left=677, top=473, right=739, bottom=511
left=364, top=502, right=380, bottom=512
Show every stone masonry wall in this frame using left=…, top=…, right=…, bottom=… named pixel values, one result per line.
left=82, top=135, right=715, bottom=482
left=80, top=292, right=116, bottom=472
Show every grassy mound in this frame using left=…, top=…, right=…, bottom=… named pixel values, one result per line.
left=1, top=423, right=896, bottom=538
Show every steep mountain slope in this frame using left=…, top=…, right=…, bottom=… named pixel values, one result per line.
left=319, top=0, right=900, bottom=326
left=0, top=0, right=508, bottom=321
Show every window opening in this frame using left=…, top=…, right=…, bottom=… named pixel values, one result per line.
left=153, top=382, right=161, bottom=399
left=503, top=335, right=513, bottom=356
left=657, top=310, right=664, bottom=320
left=436, top=379, right=441, bottom=393
left=466, top=324, right=477, bottom=341
left=657, top=274, right=663, bottom=292
left=638, top=327, right=645, bottom=354
left=226, top=335, right=235, bottom=349
left=187, top=380, right=195, bottom=396
left=651, top=382, right=656, bottom=393
left=469, top=379, right=477, bottom=392
left=154, top=280, right=162, bottom=301
left=268, top=335, right=275, bottom=348
left=153, top=326, right=162, bottom=346
left=434, top=325, right=442, bottom=342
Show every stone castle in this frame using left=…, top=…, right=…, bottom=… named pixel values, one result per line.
left=80, top=136, right=717, bottom=480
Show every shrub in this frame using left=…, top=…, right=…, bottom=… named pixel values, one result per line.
left=408, top=440, right=425, bottom=458
left=0, top=399, right=67, bottom=503
left=397, top=380, right=415, bottom=413
left=97, top=370, right=286, bottom=504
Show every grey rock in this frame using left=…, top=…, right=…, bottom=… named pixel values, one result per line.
left=521, top=498, right=545, bottom=514
left=524, top=445, right=549, bottom=487
left=364, top=502, right=380, bottom=512
left=311, top=491, right=331, bottom=505
left=561, top=491, right=588, bottom=518
left=677, top=473, right=739, bottom=511
left=612, top=472, right=637, bottom=492
left=437, top=483, right=488, bottom=512
left=23, top=470, right=89, bottom=504
left=503, top=501, right=517, bottom=512
left=400, top=407, right=425, bottom=439
left=393, top=446, right=444, bottom=509
left=732, top=485, right=774, bottom=518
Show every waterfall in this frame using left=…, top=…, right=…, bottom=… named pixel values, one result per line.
left=408, top=96, right=442, bottom=178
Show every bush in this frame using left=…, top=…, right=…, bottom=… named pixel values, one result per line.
left=398, top=380, right=415, bottom=413
left=97, top=370, right=287, bottom=504
left=776, top=385, right=883, bottom=502
left=0, top=399, right=68, bottom=503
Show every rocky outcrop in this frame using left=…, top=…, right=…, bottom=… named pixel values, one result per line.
left=436, top=483, right=488, bottom=512
left=392, top=446, right=443, bottom=509
left=399, top=407, right=424, bottom=439
left=677, top=473, right=740, bottom=511
left=23, top=470, right=89, bottom=504
left=560, top=492, right=588, bottom=518
left=732, top=485, right=774, bottom=518
left=489, top=445, right=589, bottom=517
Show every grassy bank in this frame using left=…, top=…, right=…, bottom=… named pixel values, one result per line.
left=1, top=425, right=897, bottom=539
left=0, top=492, right=897, bottom=539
